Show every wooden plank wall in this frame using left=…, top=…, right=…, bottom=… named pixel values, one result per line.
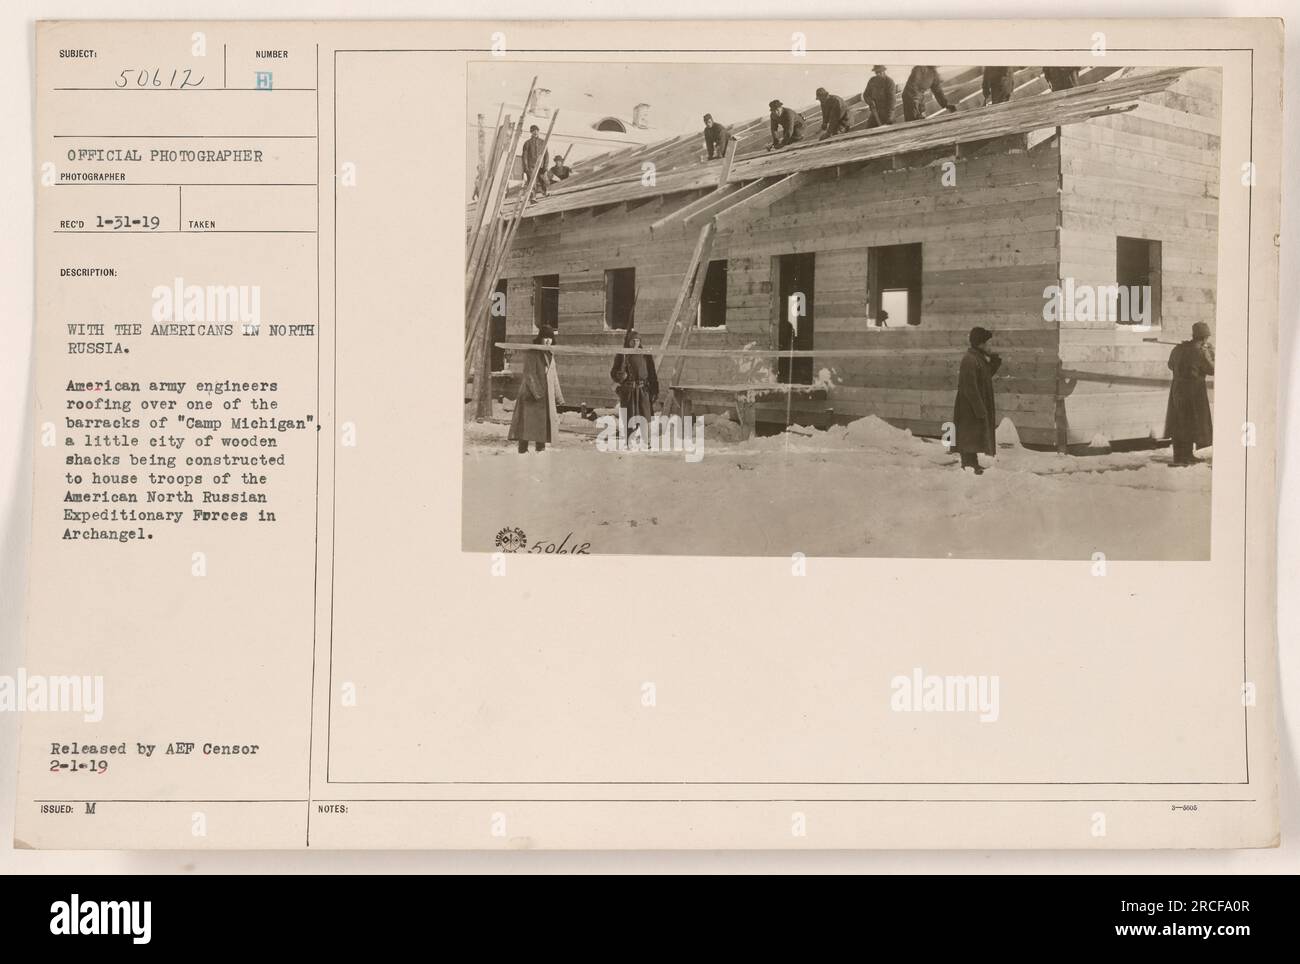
left=730, top=138, right=1064, bottom=444
left=1058, top=68, right=1221, bottom=443
left=500, top=193, right=768, bottom=406
left=498, top=138, right=1066, bottom=444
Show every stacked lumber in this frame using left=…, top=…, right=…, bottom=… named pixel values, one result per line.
left=464, top=78, right=556, bottom=418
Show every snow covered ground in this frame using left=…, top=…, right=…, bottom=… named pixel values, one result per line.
left=462, top=412, right=1211, bottom=560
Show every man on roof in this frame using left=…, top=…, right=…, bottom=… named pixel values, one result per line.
left=1043, top=66, right=1082, bottom=91
left=815, top=87, right=852, bottom=140
left=863, top=65, right=896, bottom=127
left=982, top=66, right=1016, bottom=105
left=548, top=153, right=571, bottom=181
left=521, top=125, right=550, bottom=198
left=768, top=99, right=805, bottom=150
left=702, top=113, right=733, bottom=160
left=902, top=66, right=957, bottom=121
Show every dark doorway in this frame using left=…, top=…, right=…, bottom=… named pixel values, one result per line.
left=1116, top=236, right=1162, bottom=326
left=490, top=279, right=508, bottom=372
left=698, top=259, right=728, bottom=329
left=533, top=274, right=559, bottom=330
left=777, top=252, right=815, bottom=384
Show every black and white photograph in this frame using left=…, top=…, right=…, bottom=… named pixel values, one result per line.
left=464, top=61, right=1221, bottom=559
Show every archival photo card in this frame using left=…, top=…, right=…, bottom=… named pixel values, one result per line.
left=14, top=18, right=1281, bottom=850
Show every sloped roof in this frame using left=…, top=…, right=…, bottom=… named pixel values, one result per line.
left=503, top=66, right=1189, bottom=220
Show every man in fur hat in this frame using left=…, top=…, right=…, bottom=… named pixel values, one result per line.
left=610, top=328, right=659, bottom=446
left=953, top=326, right=1002, bottom=474
left=1165, top=322, right=1215, bottom=466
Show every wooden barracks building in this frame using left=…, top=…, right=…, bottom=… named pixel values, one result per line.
left=486, top=66, right=1220, bottom=447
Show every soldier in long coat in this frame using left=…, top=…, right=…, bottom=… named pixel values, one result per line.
left=863, top=65, right=896, bottom=127
left=953, top=326, right=1002, bottom=474
left=1164, top=322, right=1215, bottom=465
left=610, top=328, right=658, bottom=443
left=508, top=326, right=563, bottom=452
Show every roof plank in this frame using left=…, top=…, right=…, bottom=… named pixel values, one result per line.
left=727, top=67, right=1190, bottom=180
left=488, top=67, right=1188, bottom=221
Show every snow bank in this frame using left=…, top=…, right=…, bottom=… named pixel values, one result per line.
left=700, top=412, right=747, bottom=443
left=995, top=417, right=1021, bottom=448
left=841, top=414, right=918, bottom=448
left=462, top=419, right=1211, bottom=559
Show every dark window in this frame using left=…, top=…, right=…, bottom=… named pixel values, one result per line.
left=866, top=243, right=923, bottom=327
left=697, top=260, right=727, bottom=328
left=490, top=279, right=508, bottom=372
left=595, top=118, right=627, bottom=133
left=1116, top=237, right=1162, bottom=326
left=604, top=267, right=636, bottom=330
left=533, top=274, right=559, bottom=331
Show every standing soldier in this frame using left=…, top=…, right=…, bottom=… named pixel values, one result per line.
left=548, top=154, right=571, bottom=181
left=815, top=87, right=851, bottom=139
left=508, top=326, right=564, bottom=453
left=521, top=125, right=550, bottom=198
left=863, top=65, right=897, bottom=127
left=610, top=328, right=659, bottom=445
left=952, top=327, right=1002, bottom=474
left=1164, top=322, right=1215, bottom=466
left=902, top=66, right=956, bottom=121
left=702, top=113, right=732, bottom=160
left=768, top=100, right=805, bottom=149
left=982, top=66, right=1015, bottom=105
left=1042, top=66, right=1082, bottom=91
